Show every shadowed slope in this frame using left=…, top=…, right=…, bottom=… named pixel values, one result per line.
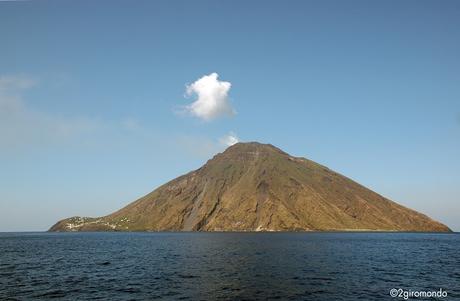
left=49, top=142, right=451, bottom=232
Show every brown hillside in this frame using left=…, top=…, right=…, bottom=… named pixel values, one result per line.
left=49, top=142, right=451, bottom=232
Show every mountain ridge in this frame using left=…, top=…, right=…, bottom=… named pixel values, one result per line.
left=49, top=142, right=451, bottom=232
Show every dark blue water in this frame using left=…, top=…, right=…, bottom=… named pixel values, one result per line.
left=0, top=232, right=459, bottom=300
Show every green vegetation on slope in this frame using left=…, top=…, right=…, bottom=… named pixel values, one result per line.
left=49, top=142, right=451, bottom=232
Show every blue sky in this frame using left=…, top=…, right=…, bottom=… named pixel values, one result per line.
left=1, top=0, right=459, bottom=231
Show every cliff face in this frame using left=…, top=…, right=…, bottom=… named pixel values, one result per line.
left=49, top=142, right=451, bottom=232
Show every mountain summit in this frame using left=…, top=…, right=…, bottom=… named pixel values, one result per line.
left=49, top=142, right=450, bottom=232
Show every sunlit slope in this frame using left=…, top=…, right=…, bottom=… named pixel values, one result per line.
left=50, top=142, right=451, bottom=232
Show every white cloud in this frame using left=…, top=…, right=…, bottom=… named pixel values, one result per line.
left=0, top=75, right=102, bottom=151
left=0, top=75, right=37, bottom=92
left=176, top=135, right=223, bottom=158
left=183, top=72, right=235, bottom=121
left=121, top=117, right=142, bottom=132
left=175, top=131, right=240, bottom=159
left=219, top=132, right=239, bottom=147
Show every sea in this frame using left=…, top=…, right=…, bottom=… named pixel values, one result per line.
left=0, top=232, right=459, bottom=300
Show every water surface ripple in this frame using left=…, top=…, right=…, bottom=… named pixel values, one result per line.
left=0, top=232, right=459, bottom=300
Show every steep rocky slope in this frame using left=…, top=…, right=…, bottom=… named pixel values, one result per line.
left=49, top=142, right=451, bottom=232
